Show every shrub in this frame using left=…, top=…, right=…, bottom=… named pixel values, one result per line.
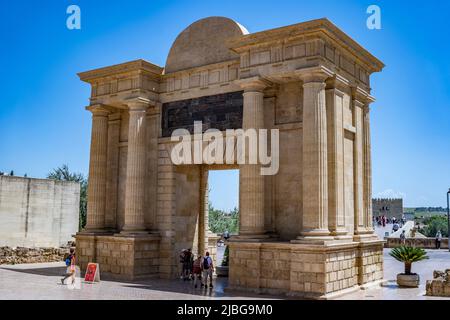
left=389, top=246, right=429, bottom=275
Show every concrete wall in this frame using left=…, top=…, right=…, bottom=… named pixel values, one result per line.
left=0, top=176, right=80, bottom=248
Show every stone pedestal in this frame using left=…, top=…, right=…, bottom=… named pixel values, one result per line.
left=75, top=233, right=160, bottom=280
left=228, top=239, right=384, bottom=299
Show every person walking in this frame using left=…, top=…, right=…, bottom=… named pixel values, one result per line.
left=400, top=230, right=406, bottom=245
left=179, top=249, right=187, bottom=279
left=201, top=251, right=214, bottom=289
left=181, top=249, right=193, bottom=280
left=192, top=255, right=202, bottom=288
left=61, top=248, right=76, bottom=285
left=435, top=230, right=443, bottom=249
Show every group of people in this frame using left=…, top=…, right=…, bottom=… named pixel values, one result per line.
left=374, top=215, right=406, bottom=228
left=179, top=249, right=214, bottom=289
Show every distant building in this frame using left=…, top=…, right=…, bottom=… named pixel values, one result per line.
left=372, top=198, right=403, bottom=221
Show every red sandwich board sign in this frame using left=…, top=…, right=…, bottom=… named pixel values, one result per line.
left=84, top=263, right=100, bottom=283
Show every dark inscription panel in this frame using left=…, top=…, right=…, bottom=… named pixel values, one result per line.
left=161, top=91, right=244, bottom=137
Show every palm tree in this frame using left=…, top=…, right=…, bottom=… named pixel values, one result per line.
left=389, top=246, right=429, bottom=275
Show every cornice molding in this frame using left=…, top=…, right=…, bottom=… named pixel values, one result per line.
left=78, top=59, right=163, bottom=83
left=229, top=18, right=385, bottom=74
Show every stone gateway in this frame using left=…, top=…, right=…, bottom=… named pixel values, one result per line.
left=76, top=17, right=385, bottom=298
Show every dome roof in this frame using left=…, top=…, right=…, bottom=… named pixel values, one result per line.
left=165, top=17, right=249, bottom=74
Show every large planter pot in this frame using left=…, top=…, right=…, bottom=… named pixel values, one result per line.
left=215, top=266, right=229, bottom=277
left=397, top=273, right=420, bottom=287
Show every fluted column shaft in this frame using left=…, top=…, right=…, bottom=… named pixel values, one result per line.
left=122, top=101, right=149, bottom=233
left=363, top=106, right=373, bottom=231
left=300, top=79, right=331, bottom=239
left=85, top=106, right=109, bottom=231
left=238, top=78, right=268, bottom=238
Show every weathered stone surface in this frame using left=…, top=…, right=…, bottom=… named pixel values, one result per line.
left=427, top=269, right=450, bottom=297
left=161, top=91, right=243, bottom=137
left=0, top=244, right=73, bottom=265
left=76, top=16, right=384, bottom=297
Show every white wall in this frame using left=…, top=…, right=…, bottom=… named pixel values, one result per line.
left=0, top=176, right=80, bottom=248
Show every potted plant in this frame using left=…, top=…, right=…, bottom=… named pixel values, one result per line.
left=215, top=245, right=229, bottom=277
left=389, top=246, right=429, bottom=287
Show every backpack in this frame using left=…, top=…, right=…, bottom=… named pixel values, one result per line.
left=65, top=255, right=72, bottom=266
left=203, top=257, right=210, bottom=270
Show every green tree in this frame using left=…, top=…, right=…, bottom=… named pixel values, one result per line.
left=47, top=164, right=87, bottom=230
left=208, top=202, right=239, bottom=234
left=422, top=216, right=448, bottom=237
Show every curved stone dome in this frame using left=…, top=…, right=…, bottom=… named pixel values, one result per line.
left=165, top=17, right=249, bottom=74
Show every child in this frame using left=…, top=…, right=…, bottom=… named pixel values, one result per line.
left=61, top=248, right=76, bottom=285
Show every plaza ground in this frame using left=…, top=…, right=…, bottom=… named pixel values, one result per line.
left=1, top=247, right=449, bottom=300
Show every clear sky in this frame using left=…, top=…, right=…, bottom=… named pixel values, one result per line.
left=1, top=0, right=449, bottom=209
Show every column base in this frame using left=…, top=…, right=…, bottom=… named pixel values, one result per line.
left=78, top=228, right=114, bottom=235
left=353, top=233, right=380, bottom=242
left=120, top=225, right=148, bottom=235
left=294, top=229, right=334, bottom=244
left=231, top=233, right=272, bottom=242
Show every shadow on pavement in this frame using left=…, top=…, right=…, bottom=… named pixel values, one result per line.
left=0, top=266, right=67, bottom=277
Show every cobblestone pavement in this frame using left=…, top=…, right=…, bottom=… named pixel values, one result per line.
left=1, top=248, right=449, bottom=300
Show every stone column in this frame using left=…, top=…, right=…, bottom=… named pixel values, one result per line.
left=85, top=105, right=109, bottom=232
left=198, top=168, right=208, bottom=255
left=325, top=84, right=348, bottom=238
left=363, top=104, right=374, bottom=232
left=105, top=112, right=121, bottom=231
left=121, top=99, right=150, bottom=234
left=238, top=77, right=270, bottom=239
left=297, top=70, right=333, bottom=241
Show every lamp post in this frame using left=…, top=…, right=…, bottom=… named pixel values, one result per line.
left=447, top=189, right=450, bottom=252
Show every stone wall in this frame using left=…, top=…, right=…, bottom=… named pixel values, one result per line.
left=0, top=246, right=69, bottom=265
left=228, top=240, right=383, bottom=299
left=372, top=198, right=403, bottom=220
left=76, top=234, right=160, bottom=280
left=385, top=237, right=449, bottom=249
left=0, top=176, right=80, bottom=248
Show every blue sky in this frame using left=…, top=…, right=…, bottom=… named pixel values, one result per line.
left=1, top=0, right=449, bottom=209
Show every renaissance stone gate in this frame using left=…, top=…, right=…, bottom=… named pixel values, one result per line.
left=76, top=17, right=385, bottom=298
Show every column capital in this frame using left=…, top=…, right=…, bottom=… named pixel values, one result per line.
left=296, top=66, right=334, bottom=84
left=125, top=97, right=156, bottom=111
left=237, top=76, right=271, bottom=93
left=86, top=104, right=112, bottom=116
left=351, top=86, right=375, bottom=105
